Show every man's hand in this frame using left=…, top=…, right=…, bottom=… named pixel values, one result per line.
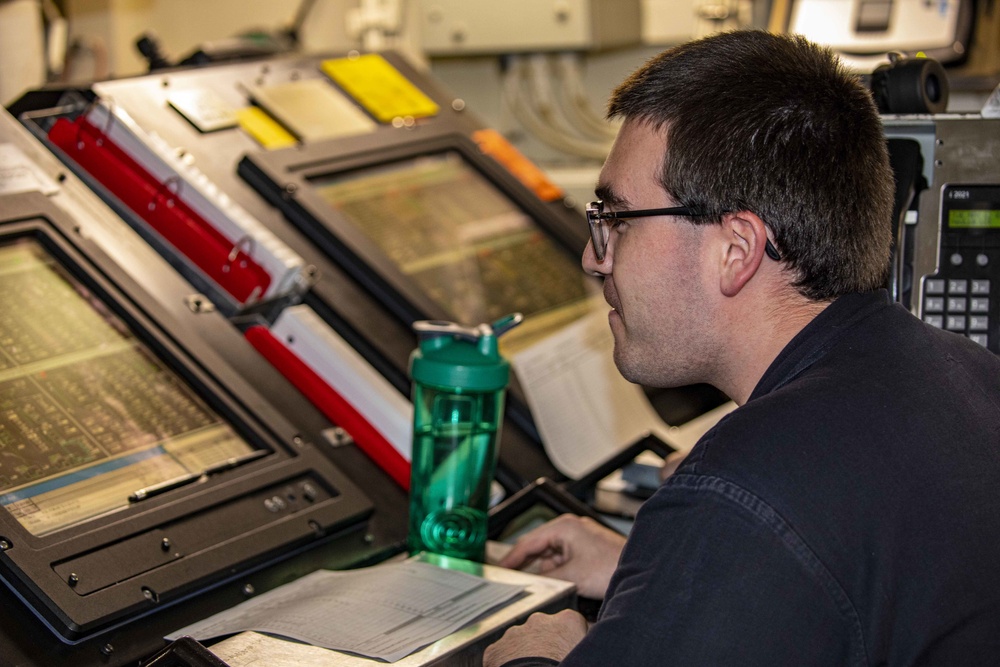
left=483, top=609, right=588, bottom=667
left=499, top=514, right=626, bottom=599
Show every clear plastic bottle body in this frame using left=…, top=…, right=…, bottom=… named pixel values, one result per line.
left=407, top=383, right=504, bottom=561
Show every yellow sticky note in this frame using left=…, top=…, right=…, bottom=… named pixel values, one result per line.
left=322, top=54, right=440, bottom=124
left=236, top=107, right=297, bottom=149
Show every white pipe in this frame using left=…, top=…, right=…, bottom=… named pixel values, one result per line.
left=502, top=55, right=612, bottom=160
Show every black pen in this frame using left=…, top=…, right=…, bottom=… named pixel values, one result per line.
left=128, top=472, right=203, bottom=503
left=201, top=449, right=269, bottom=476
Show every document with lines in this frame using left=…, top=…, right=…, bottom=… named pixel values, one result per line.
left=166, top=560, right=524, bottom=662
left=510, top=306, right=736, bottom=479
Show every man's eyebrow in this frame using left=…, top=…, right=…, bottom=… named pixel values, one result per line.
left=594, top=184, right=629, bottom=208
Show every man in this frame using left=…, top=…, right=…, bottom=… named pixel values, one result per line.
left=484, top=30, right=1000, bottom=666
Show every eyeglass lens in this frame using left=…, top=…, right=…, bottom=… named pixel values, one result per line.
left=586, top=205, right=609, bottom=260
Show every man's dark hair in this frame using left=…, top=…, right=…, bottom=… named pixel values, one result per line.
left=608, top=30, right=894, bottom=301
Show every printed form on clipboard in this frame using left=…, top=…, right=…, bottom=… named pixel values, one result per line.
left=509, top=304, right=736, bottom=480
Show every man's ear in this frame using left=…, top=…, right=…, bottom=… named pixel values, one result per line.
left=719, top=211, right=770, bottom=297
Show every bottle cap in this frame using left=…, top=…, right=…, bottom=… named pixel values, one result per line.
left=409, top=313, right=523, bottom=392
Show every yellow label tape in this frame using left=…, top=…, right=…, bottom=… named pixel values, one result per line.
left=322, top=54, right=440, bottom=124
left=236, top=107, right=297, bottom=149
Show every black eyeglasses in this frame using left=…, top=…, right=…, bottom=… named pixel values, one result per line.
left=585, top=200, right=781, bottom=263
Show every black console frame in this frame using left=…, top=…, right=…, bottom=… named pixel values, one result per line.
left=0, top=192, right=374, bottom=644
left=238, top=128, right=592, bottom=328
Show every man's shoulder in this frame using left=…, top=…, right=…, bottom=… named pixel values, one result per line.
left=674, top=330, right=1000, bottom=528
left=828, top=295, right=1000, bottom=379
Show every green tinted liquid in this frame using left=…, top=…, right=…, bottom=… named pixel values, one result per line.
left=408, top=422, right=497, bottom=561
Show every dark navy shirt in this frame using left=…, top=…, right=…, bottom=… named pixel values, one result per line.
left=509, top=291, right=1000, bottom=666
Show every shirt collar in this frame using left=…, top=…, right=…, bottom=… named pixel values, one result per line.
left=747, top=290, right=892, bottom=402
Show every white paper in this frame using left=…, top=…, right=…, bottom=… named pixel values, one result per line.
left=510, top=309, right=664, bottom=478
left=510, top=308, right=737, bottom=479
left=166, top=561, right=523, bottom=663
left=209, top=632, right=349, bottom=666
left=0, top=143, right=60, bottom=196
left=662, top=399, right=738, bottom=452
left=248, top=79, right=376, bottom=141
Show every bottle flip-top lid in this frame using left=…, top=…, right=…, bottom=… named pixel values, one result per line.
left=409, top=313, right=523, bottom=392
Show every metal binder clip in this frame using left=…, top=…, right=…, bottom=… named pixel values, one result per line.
left=224, top=235, right=255, bottom=273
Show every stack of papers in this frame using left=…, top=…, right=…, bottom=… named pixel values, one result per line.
left=167, top=561, right=524, bottom=662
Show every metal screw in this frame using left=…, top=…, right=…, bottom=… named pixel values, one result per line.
left=161, top=537, right=171, bottom=551
left=0, top=538, right=10, bottom=550
left=554, top=1, right=571, bottom=22
left=242, top=583, right=255, bottom=596
left=364, top=533, right=375, bottom=544
left=100, top=643, right=114, bottom=657
left=184, top=294, right=215, bottom=313
left=303, top=265, right=319, bottom=285
left=325, top=427, right=352, bottom=447
left=68, top=573, right=79, bottom=587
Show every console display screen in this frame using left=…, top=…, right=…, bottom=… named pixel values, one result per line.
left=948, top=209, right=1000, bottom=229
left=0, top=240, right=258, bottom=536
left=309, top=152, right=594, bottom=343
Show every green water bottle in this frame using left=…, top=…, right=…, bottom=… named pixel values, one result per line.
left=407, top=313, right=522, bottom=561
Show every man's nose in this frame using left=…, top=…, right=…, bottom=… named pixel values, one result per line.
left=581, top=238, right=608, bottom=277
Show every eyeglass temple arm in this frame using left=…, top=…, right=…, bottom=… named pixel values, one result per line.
left=601, top=209, right=783, bottom=261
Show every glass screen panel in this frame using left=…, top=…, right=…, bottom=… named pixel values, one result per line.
left=0, top=240, right=258, bottom=536
left=310, top=152, right=596, bottom=348
left=948, top=209, right=1000, bottom=229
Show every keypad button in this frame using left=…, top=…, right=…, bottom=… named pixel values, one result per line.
left=977, top=253, right=990, bottom=267
left=969, top=316, right=989, bottom=332
left=300, top=482, right=318, bottom=502
left=923, top=314, right=944, bottom=328
left=950, top=253, right=964, bottom=266
left=969, top=333, right=989, bottom=347
left=946, top=315, right=967, bottom=331
left=948, top=279, right=969, bottom=294
left=970, top=297, right=990, bottom=313
left=947, top=297, right=968, bottom=312
left=924, top=278, right=946, bottom=295
left=924, top=297, right=945, bottom=313
left=971, top=280, right=991, bottom=295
